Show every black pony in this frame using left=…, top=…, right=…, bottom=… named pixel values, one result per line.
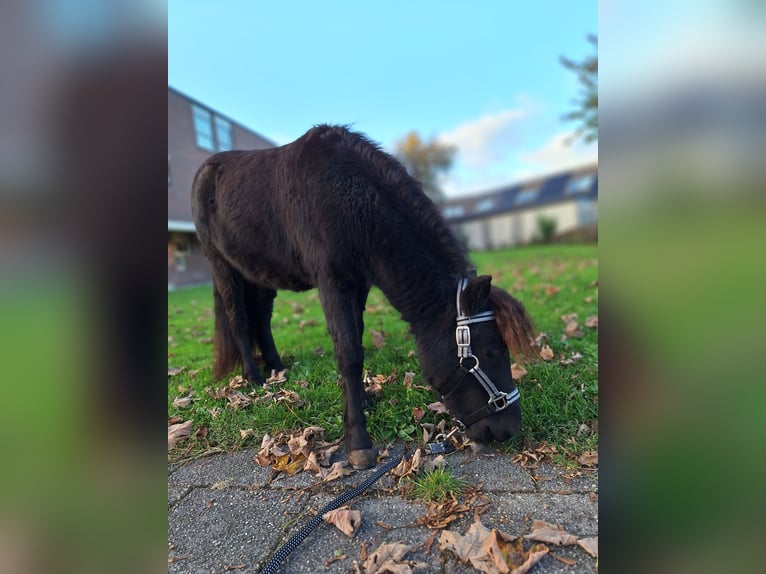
left=191, top=125, right=536, bottom=469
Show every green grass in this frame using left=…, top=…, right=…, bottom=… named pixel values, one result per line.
left=408, top=467, right=467, bottom=503
left=168, top=245, right=598, bottom=460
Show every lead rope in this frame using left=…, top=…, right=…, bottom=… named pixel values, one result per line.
left=260, top=453, right=406, bottom=574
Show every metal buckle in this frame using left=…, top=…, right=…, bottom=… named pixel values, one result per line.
left=488, top=392, right=509, bottom=411
left=456, top=325, right=471, bottom=357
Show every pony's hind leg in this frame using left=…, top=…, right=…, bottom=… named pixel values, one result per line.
left=210, top=260, right=263, bottom=385
left=245, top=283, right=285, bottom=374
left=318, top=281, right=376, bottom=469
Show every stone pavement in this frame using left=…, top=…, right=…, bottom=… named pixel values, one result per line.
left=168, top=445, right=598, bottom=573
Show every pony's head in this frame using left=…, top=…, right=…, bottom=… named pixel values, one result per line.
left=437, top=275, right=536, bottom=443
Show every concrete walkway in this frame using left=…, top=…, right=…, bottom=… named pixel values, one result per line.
left=168, top=446, right=598, bottom=573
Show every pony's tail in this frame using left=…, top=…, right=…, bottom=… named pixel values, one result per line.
left=490, top=287, right=538, bottom=364
left=212, top=284, right=240, bottom=379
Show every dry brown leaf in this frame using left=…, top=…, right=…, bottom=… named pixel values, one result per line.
left=438, top=519, right=493, bottom=564
left=412, top=407, right=425, bottom=422
left=504, top=538, right=549, bottom=574
left=168, top=366, right=185, bottom=377
left=172, top=394, right=193, bottom=408
left=239, top=428, right=255, bottom=440
left=584, top=315, right=598, bottom=329
left=324, top=461, right=354, bottom=482
left=525, top=520, right=578, bottom=546
left=423, top=455, right=447, bottom=473
left=564, top=321, right=583, bottom=338
left=510, top=363, right=527, bottom=380
left=266, top=369, right=288, bottom=384
left=361, top=542, right=411, bottom=574
left=578, top=451, right=598, bottom=467
left=323, top=507, right=361, bottom=538
left=167, top=420, right=193, bottom=451
left=576, top=536, right=598, bottom=557
left=545, top=286, right=560, bottom=296
left=550, top=552, right=577, bottom=565
left=539, top=345, right=554, bottom=361
left=421, top=423, right=435, bottom=444
left=559, top=352, right=583, bottom=366
left=370, top=328, right=386, bottom=349
left=427, top=401, right=448, bottom=414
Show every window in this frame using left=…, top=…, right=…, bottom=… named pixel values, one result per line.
left=442, top=205, right=465, bottom=218
left=475, top=198, right=495, bottom=213
left=515, top=187, right=539, bottom=205
left=172, top=234, right=190, bottom=272
left=215, top=116, right=233, bottom=151
left=566, top=174, right=595, bottom=195
left=192, top=104, right=214, bottom=151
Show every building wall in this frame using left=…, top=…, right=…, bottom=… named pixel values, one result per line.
left=168, top=232, right=213, bottom=289
left=455, top=199, right=596, bottom=250
left=168, top=88, right=275, bottom=224
left=168, top=88, right=276, bottom=288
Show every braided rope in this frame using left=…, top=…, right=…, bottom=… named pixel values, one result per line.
left=260, top=453, right=405, bottom=574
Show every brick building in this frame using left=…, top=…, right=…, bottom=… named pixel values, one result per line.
left=168, top=87, right=276, bottom=288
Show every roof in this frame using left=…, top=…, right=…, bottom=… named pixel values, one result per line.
left=440, top=164, right=598, bottom=224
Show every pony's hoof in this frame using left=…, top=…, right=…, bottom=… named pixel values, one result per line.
left=347, top=448, right=377, bottom=470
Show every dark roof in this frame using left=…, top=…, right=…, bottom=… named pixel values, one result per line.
left=441, top=164, right=598, bottom=224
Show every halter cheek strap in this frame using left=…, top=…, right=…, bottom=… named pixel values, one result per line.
left=444, top=277, right=521, bottom=427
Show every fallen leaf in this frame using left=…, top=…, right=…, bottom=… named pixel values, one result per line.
left=412, top=407, right=425, bottom=422
left=559, top=352, right=583, bottom=366
left=423, top=455, right=447, bottom=473
left=167, top=420, right=193, bottom=450
left=323, top=506, right=362, bottom=538
left=525, top=520, right=578, bottom=546
left=584, top=315, right=598, bottom=328
left=240, top=428, right=255, bottom=440
left=167, top=366, right=185, bottom=377
left=324, top=461, right=354, bottom=482
left=266, top=369, right=288, bottom=384
left=576, top=536, right=598, bottom=557
left=545, top=286, right=560, bottom=296
left=578, top=451, right=598, bottom=467
left=360, top=542, right=414, bottom=574
left=564, top=321, right=583, bottom=338
left=511, top=363, right=527, bottom=380
left=550, top=552, right=577, bottom=565
left=370, top=328, right=386, bottom=349
left=427, top=401, right=449, bottom=414
left=539, top=345, right=554, bottom=361
left=439, top=519, right=493, bottom=564
left=323, top=554, right=346, bottom=567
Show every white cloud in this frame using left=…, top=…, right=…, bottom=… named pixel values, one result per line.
left=518, top=132, right=597, bottom=175
left=437, top=108, right=527, bottom=169
left=440, top=131, right=597, bottom=199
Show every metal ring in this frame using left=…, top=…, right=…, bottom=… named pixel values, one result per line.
left=459, top=354, right=479, bottom=371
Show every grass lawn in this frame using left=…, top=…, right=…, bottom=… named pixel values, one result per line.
left=168, top=244, right=598, bottom=463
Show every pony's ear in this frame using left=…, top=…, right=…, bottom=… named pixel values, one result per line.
left=461, top=275, right=492, bottom=314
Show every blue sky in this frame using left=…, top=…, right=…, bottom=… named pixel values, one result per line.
left=169, top=1, right=597, bottom=197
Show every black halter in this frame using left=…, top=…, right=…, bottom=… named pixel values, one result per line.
left=440, top=277, right=520, bottom=428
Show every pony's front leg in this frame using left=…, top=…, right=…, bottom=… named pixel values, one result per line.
left=319, top=284, right=377, bottom=469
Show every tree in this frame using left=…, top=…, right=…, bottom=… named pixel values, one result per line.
left=394, top=131, right=456, bottom=204
left=560, top=34, right=598, bottom=144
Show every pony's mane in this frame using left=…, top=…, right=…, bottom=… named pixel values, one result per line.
left=489, top=286, right=538, bottom=363
left=306, top=124, right=468, bottom=272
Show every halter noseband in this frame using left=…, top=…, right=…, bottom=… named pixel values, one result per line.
left=441, top=277, right=520, bottom=428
